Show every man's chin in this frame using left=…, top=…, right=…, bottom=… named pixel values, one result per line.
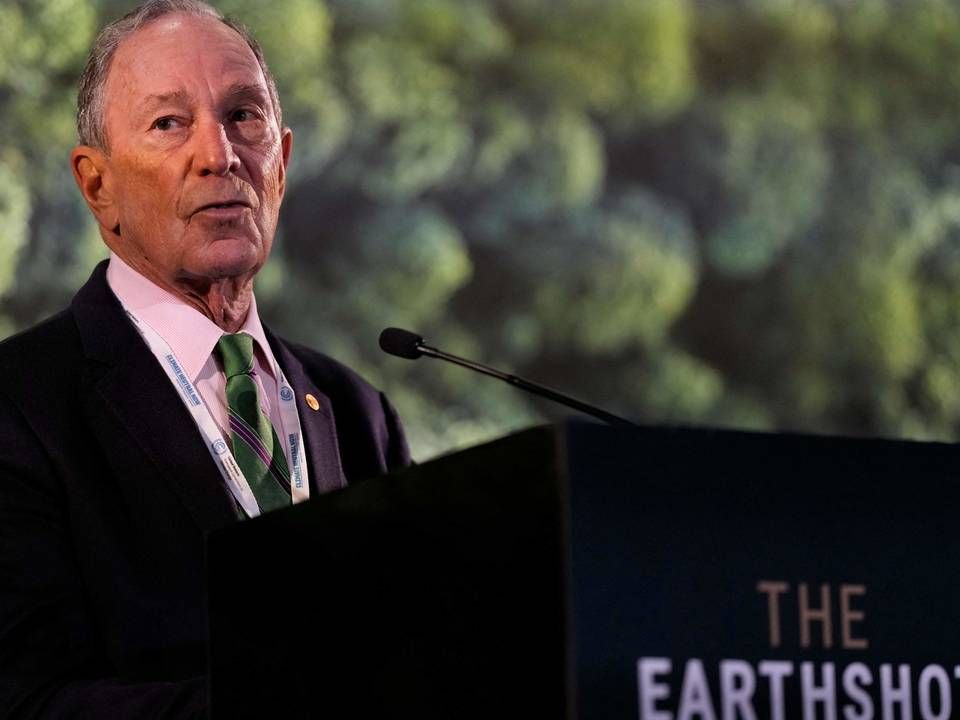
left=191, top=241, right=265, bottom=282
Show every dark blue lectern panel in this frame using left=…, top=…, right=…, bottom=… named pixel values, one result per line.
left=564, top=424, right=960, bottom=720
left=209, top=421, right=960, bottom=719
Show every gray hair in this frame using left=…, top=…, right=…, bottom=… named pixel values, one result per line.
left=76, top=0, right=283, bottom=151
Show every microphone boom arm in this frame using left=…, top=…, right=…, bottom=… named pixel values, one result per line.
left=415, top=340, right=636, bottom=429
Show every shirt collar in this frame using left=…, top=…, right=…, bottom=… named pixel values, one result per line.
left=105, top=252, right=277, bottom=383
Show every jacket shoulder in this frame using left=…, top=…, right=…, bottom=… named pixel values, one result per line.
left=0, top=309, right=82, bottom=380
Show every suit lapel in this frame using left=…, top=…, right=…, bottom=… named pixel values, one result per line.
left=267, top=333, right=347, bottom=495
left=73, top=262, right=240, bottom=532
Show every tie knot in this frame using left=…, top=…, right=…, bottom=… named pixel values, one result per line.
left=216, top=333, right=255, bottom=378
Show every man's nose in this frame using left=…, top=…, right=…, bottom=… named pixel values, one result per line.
left=192, top=117, right=240, bottom=176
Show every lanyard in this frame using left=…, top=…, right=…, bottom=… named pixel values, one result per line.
left=121, top=308, right=310, bottom=517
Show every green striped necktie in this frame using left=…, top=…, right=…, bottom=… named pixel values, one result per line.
left=216, top=333, right=291, bottom=514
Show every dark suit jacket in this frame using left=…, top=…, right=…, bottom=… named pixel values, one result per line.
left=0, top=262, right=410, bottom=719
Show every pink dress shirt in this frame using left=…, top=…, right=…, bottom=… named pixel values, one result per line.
left=105, top=252, right=290, bottom=464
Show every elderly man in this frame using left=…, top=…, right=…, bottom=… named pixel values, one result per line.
left=0, top=1, right=409, bottom=717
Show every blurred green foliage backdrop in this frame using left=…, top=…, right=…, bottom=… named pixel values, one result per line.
left=3, top=0, right=960, bottom=458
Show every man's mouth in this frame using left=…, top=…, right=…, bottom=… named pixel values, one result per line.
left=194, top=201, right=250, bottom=217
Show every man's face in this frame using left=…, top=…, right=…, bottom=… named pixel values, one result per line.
left=95, top=12, right=291, bottom=286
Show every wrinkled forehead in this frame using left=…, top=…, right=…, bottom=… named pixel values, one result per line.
left=104, top=12, right=268, bottom=120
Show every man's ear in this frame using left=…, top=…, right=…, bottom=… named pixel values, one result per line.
left=71, top=145, right=120, bottom=235
left=278, top=127, right=293, bottom=200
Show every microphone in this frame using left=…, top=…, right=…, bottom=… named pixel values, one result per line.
left=379, top=327, right=635, bottom=428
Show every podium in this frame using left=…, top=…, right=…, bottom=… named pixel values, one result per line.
left=208, top=421, right=960, bottom=719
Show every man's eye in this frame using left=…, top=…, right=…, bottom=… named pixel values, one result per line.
left=150, top=117, right=179, bottom=131
left=230, top=108, right=260, bottom=122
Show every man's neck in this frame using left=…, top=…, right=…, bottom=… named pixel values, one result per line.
left=115, top=253, right=254, bottom=333
left=173, top=276, right=253, bottom=334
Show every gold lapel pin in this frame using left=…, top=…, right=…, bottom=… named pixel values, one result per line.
left=305, top=393, right=320, bottom=411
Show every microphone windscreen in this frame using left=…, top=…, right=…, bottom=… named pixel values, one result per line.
left=379, top=327, right=423, bottom=359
